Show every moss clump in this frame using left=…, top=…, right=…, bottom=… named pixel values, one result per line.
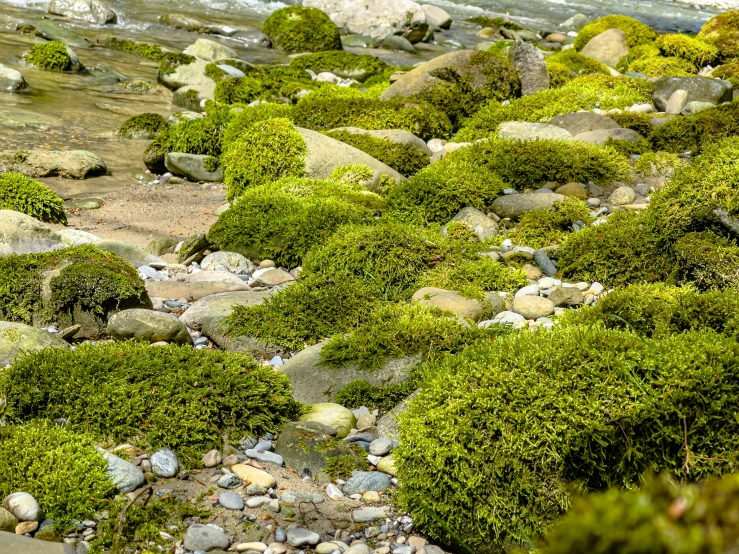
left=118, top=113, right=169, bottom=140
left=628, top=55, right=697, bottom=78
left=0, top=171, right=66, bottom=224
left=655, top=34, right=718, bottom=67
left=608, top=111, right=659, bottom=137
left=604, top=137, right=652, bottom=157
left=0, top=422, right=114, bottom=529
left=292, top=96, right=453, bottom=141
left=632, top=151, right=686, bottom=177
left=222, top=103, right=294, bottom=145
left=324, top=130, right=429, bottom=177
left=26, top=40, right=72, bottom=71
left=467, top=16, right=526, bottom=30
left=262, top=5, right=341, bottom=53
left=331, top=164, right=374, bottom=185
left=221, top=118, right=306, bottom=202
left=546, top=61, right=575, bottom=88
left=100, top=37, right=166, bottom=61
left=334, top=379, right=417, bottom=413
left=324, top=449, right=371, bottom=479
left=213, top=66, right=314, bottom=105
left=158, top=52, right=196, bottom=76
left=574, top=15, right=657, bottom=50
left=1, top=341, right=302, bottom=462
left=455, top=75, right=653, bottom=142
left=673, top=231, right=739, bottom=291
left=507, top=198, right=593, bottom=248
left=616, top=42, right=662, bottom=71
left=559, top=210, right=671, bottom=287
left=649, top=102, right=739, bottom=154
left=698, top=9, right=739, bottom=60
left=289, top=50, right=388, bottom=81
left=395, top=325, right=739, bottom=553
left=547, top=49, right=610, bottom=76
left=0, top=245, right=147, bottom=327
left=207, top=178, right=383, bottom=267
left=712, top=59, right=739, bottom=87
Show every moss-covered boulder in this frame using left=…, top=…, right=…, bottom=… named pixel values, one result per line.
left=324, top=129, right=429, bottom=176
left=649, top=101, right=739, bottom=154
left=0, top=321, right=69, bottom=366
left=629, top=55, right=697, bottom=78
left=213, top=66, right=314, bottom=105
left=652, top=76, right=732, bottom=112
left=289, top=50, right=388, bottom=81
left=25, top=40, right=74, bottom=71
left=672, top=231, right=739, bottom=291
left=698, top=10, right=739, bottom=60
left=0, top=172, right=66, bottom=224
left=262, top=6, right=342, bottom=53
left=574, top=14, right=657, bottom=51
left=655, top=33, right=718, bottom=67
left=507, top=197, right=592, bottom=248
left=118, top=113, right=169, bottom=140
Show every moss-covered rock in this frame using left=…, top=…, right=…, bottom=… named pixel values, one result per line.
left=712, top=59, right=739, bottom=87
left=414, top=256, right=526, bottom=300
left=546, top=49, right=610, bottom=77
left=158, top=52, right=196, bottom=76
left=0, top=172, right=66, bottom=224
left=25, top=40, right=73, bottom=71
left=100, top=37, right=166, bottom=61
left=608, top=111, right=660, bottom=136
left=546, top=61, right=575, bottom=88
left=507, top=197, right=592, bottom=248
left=118, top=113, right=169, bottom=140
left=628, top=55, right=697, bottom=78
left=222, top=103, right=294, bottom=145
left=574, top=14, right=657, bottom=51
left=632, top=150, right=686, bottom=177
left=655, top=33, right=718, bottom=67
left=673, top=231, right=739, bottom=291
left=324, top=129, right=429, bottom=176
left=649, top=102, right=739, bottom=154
left=262, top=6, right=342, bottom=53
left=213, top=66, right=314, bottom=105
left=698, top=9, right=739, bottom=60
left=289, top=50, right=388, bottom=81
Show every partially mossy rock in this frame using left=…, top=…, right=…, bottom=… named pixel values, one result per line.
left=414, top=256, right=527, bottom=300
left=655, top=34, right=718, bottom=67
left=275, top=421, right=362, bottom=477
left=0, top=320, right=69, bottom=366
left=324, top=129, right=429, bottom=176
left=632, top=150, right=685, bottom=177
left=547, top=49, right=609, bottom=76
left=118, top=113, right=169, bottom=140
left=100, top=37, right=166, bottom=61
left=628, top=55, right=696, bottom=78
left=1, top=341, right=302, bottom=462
left=712, top=59, right=739, bottom=87
left=649, top=102, right=739, bottom=154
left=507, top=197, right=592, bottom=248
left=289, top=50, right=388, bottom=81
left=608, top=110, right=662, bottom=136
left=698, top=9, right=739, bottom=60
left=574, top=14, right=657, bottom=51
left=395, top=325, right=739, bottom=553
left=157, top=53, right=214, bottom=91
left=0, top=172, right=66, bottom=224
left=262, top=5, right=342, bottom=53
left=25, top=40, right=73, bottom=71
left=213, top=66, right=314, bottom=104
left=379, top=50, right=521, bottom=127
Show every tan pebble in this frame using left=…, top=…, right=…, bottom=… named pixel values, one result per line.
left=374, top=548, right=391, bottom=554
left=267, top=545, right=287, bottom=554
left=231, top=464, right=276, bottom=488
left=408, top=536, right=428, bottom=549
left=397, top=536, right=406, bottom=544
left=83, top=534, right=96, bottom=542
left=235, top=542, right=268, bottom=552
left=362, top=491, right=381, bottom=503
left=257, top=513, right=272, bottom=520
left=222, top=454, right=240, bottom=466
left=150, top=341, right=169, bottom=347
left=15, top=521, right=38, bottom=534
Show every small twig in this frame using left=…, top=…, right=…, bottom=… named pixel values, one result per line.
left=111, top=485, right=153, bottom=553
left=682, top=417, right=691, bottom=474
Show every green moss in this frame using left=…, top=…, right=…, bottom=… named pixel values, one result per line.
left=213, top=66, right=314, bottom=105
left=632, top=151, right=686, bottom=177
left=673, top=231, right=739, bottom=291
left=395, top=325, right=739, bottom=553
left=289, top=50, right=388, bottom=81
left=574, top=15, right=657, bottom=50
left=547, top=49, right=610, bottom=76
left=0, top=422, right=114, bottom=529
left=221, top=118, right=307, bottom=202
left=616, top=42, right=662, bottom=71
left=712, top=59, right=739, bottom=87
left=698, top=10, right=739, bottom=60
left=507, top=197, right=593, bottom=248
left=222, top=103, right=294, bottom=145
left=650, top=101, right=739, bottom=154
left=415, top=256, right=527, bottom=300
left=26, top=40, right=72, bottom=71
left=330, top=164, right=374, bottom=185
left=100, top=37, right=166, bottom=61
left=118, top=113, right=169, bottom=140
left=455, top=75, right=653, bottom=142
left=324, top=450, right=370, bottom=479
left=0, top=171, right=66, bottom=224
left=335, top=379, right=418, bottom=412
left=207, top=177, right=383, bottom=267
left=1, top=341, right=302, bottom=462
left=546, top=61, right=575, bottom=88
left=292, top=96, right=453, bottom=141
left=158, top=52, right=196, bottom=76
left=262, top=5, right=341, bottom=53
left=628, top=55, right=697, bottom=77
left=603, top=136, right=652, bottom=156
left=655, top=34, right=718, bottom=67
left=608, top=111, right=659, bottom=136
left=324, top=130, right=429, bottom=177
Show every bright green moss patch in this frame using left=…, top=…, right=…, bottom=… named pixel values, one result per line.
left=415, top=256, right=526, bottom=300
left=628, top=55, right=696, bottom=77
left=0, top=422, right=114, bottom=529
left=673, top=231, right=739, bottom=291
left=100, top=37, right=166, bottom=61
left=158, top=52, right=196, bottom=76
left=632, top=151, right=686, bottom=177
left=262, top=5, right=341, bottom=53
left=118, top=113, right=169, bottom=140
left=574, top=14, right=657, bottom=50
left=698, top=9, right=739, bottom=60
left=604, top=137, right=651, bottom=157
left=334, top=379, right=417, bottom=413
left=507, top=198, right=592, bottom=248
left=324, top=450, right=371, bottom=479
left=649, top=102, right=739, bottom=154
left=213, top=66, right=314, bottom=105
left=222, top=103, right=294, bottom=145
left=1, top=341, right=302, bottom=462
left=0, top=171, right=66, bottom=224
left=324, top=130, right=429, bottom=177
left=289, top=50, right=388, bottom=81
left=26, top=40, right=72, bottom=71
left=546, top=61, right=574, bottom=88
left=655, top=34, right=718, bottom=67
left=395, top=325, right=739, bottom=553
left=547, top=49, right=609, bottom=76
left=608, top=111, right=658, bottom=136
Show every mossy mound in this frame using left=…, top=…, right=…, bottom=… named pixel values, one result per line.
left=712, top=59, right=739, bottom=87
left=455, top=75, right=653, bottom=142
left=292, top=96, right=453, bottom=141
left=221, top=118, right=307, bottom=202
left=158, top=52, right=196, bottom=76
left=0, top=171, right=67, bottom=224
left=546, top=61, right=575, bottom=88
left=222, top=103, right=294, bottom=145
left=628, top=55, right=696, bottom=78
left=1, top=341, right=302, bottom=462
left=655, top=33, right=718, bottom=67
left=207, top=177, right=384, bottom=267
left=673, top=231, right=739, bottom=291
left=100, top=37, right=166, bottom=61
left=0, top=422, right=114, bottom=529
left=649, top=102, right=739, bottom=154
left=26, top=40, right=72, bottom=71
left=118, top=113, right=169, bottom=140
left=414, top=256, right=527, bottom=300
left=507, top=197, right=593, bottom=248
left=547, top=49, right=609, bottom=76
left=262, top=5, right=342, bottom=53
left=0, top=245, right=148, bottom=328
left=395, top=325, right=739, bottom=553
left=698, top=9, right=739, bottom=60
left=324, top=130, right=429, bottom=177
left=289, top=50, right=389, bottom=81
left=608, top=111, right=659, bottom=136
left=213, top=66, right=314, bottom=105
left=574, top=14, right=657, bottom=51
left=632, top=151, right=686, bottom=177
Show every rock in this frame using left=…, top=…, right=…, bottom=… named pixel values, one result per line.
left=682, top=101, right=716, bottom=115
left=251, top=268, right=294, bottom=287
left=534, top=250, right=558, bottom=277
left=158, top=59, right=214, bottom=91
left=48, top=0, right=116, bottom=24
left=352, top=506, right=387, bottom=523
left=580, top=28, right=629, bottom=67
left=3, top=493, right=39, bottom=522
left=280, top=491, right=324, bottom=504
left=185, top=38, right=237, bottom=62
left=231, top=464, right=276, bottom=488
left=443, top=207, right=498, bottom=241
left=146, top=236, right=177, bottom=256
left=165, top=152, right=222, bottom=182
left=331, top=127, right=431, bottom=156
left=0, top=211, right=65, bottom=256
left=276, top=421, right=362, bottom=476
left=217, top=474, right=243, bottom=489
left=609, top=186, right=637, bottom=205
left=245, top=449, right=283, bottom=466
left=369, top=438, right=393, bottom=456
left=29, top=18, right=88, bottom=47
left=0, top=508, right=17, bottom=533
left=421, top=4, right=451, bottom=29
left=665, top=89, right=689, bottom=115
left=573, top=128, right=644, bottom=144
left=201, top=252, right=254, bottom=273
left=412, top=287, right=483, bottom=321
left=107, top=309, right=192, bottom=345
left=145, top=277, right=252, bottom=303
left=497, top=122, right=572, bottom=141
left=549, top=112, right=620, bottom=136
left=299, top=403, right=357, bottom=439
left=0, top=321, right=69, bottom=366
left=326, top=483, right=344, bottom=500
left=150, top=449, right=179, bottom=478
left=548, top=286, right=583, bottom=307
left=287, top=528, right=320, bottom=548
left=173, top=84, right=216, bottom=112
left=1, top=150, right=106, bottom=179
left=219, top=492, right=245, bottom=510
left=0, top=64, right=27, bottom=92
left=16, top=520, right=38, bottom=534
left=652, top=76, right=733, bottom=112
left=344, top=471, right=392, bottom=494
left=554, top=183, right=588, bottom=199
left=376, top=455, right=397, bottom=476
left=0, top=532, right=75, bottom=553
left=203, top=450, right=222, bottom=468
left=511, top=296, right=555, bottom=319
left=382, top=35, right=415, bottom=51
left=96, top=448, right=146, bottom=493
left=183, top=524, right=230, bottom=552
left=95, top=240, right=167, bottom=269
left=159, top=13, right=233, bottom=35
left=491, top=193, right=565, bottom=219
left=376, top=391, right=418, bottom=439
left=509, top=42, right=549, bottom=95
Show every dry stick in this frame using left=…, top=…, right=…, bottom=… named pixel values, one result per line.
left=682, top=417, right=691, bottom=474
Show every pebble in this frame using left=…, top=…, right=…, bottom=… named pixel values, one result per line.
left=287, top=527, right=320, bottom=547
left=326, top=483, right=344, bottom=500
left=246, top=484, right=267, bottom=496
left=346, top=545, right=371, bottom=554
left=368, top=438, right=393, bottom=456
left=16, top=520, right=38, bottom=534
left=352, top=507, right=387, bottom=523
left=367, top=454, right=382, bottom=466
left=280, top=491, right=325, bottom=505
left=275, top=528, right=287, bottom=543
left=219, top=491, right=244, bottom=510
left=246, top=497, right=271, bottom=508
left=363, top=491, right=381, bottom=502
left=343, top=471, right=392, bottom=495
left=245, top=449, right=284, bottom=466
left=3, top=493, right=39, bottom=522
left=533, top=250, right=558, bottom=277
left=514, top=284, right=540, bottom=298
left=217, top=473, right=243, bottom=489
left=231, top=464, right=276, bottom=488
left=203, top=450, right=222, bottom=468
left=236, top=543, right=268, bottom=552
left=344, top=433, right=375, bottom=443
left=183, top=524, right=230, bottom=552
left=151, top=449, right=179, bottom=478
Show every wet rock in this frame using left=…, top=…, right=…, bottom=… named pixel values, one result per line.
left=158, top=59, right=214, bottom=91
left=497, top=122, right=572, bottom=141
left=653, top=76, right=733, bottom=112
left=173, top=84, right=216, bottom=111
left=412, top=287, right=483, bottom=321
left=340, top=35, right=379, bottom=48
left=381, top=35, right=416, bottom=52
left=48, top=0, right=117, bottom=24
left=1, top=149, right=107, bottom=179
left=0, top=321, right=69, bottom=367
left=421, top=4, right=451, bottom=29
left=159, top=13, right=237, bottom=35
left=0, top=64, right=27, bottom=92
left=509, top=42, right=549, bottom=95
left=165, top=152, right=222, bottom=182
left=549, top=112, right=620, bottom=136
left=108, top=309, right=193, bottom=345
left=580, top=28, right=629, bottom=67
left=96, top=447, right=146, bottom=493
left=28, top=19, right=88, bottom=47
left=0, top=210, right=65, bottom=256
left=185, top=38, right=237, bottom=62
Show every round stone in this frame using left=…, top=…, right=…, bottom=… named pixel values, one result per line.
left=3, top=492, right=40, bottom=522
left=150, top=449, right=179, bottom=478
left=511, top=296, right=555, bottom=319
left=219, top=492, right=245, bottom=511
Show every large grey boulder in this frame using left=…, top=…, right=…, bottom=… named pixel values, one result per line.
left=549, top=112, right=620, bottom=136
left=95, top=240, right=167, bottom=269
left=157, top=59, right=215, bottom=91
left=331, top=127, right=431, bottom=156
left=0, top=532, right=75, bottom=554
left=96, top=447, right=146, bottom=493
left=376, top=390, right=419, bottom=439
left=1, top=150, right=106, bottom=179
left=108, top=309, right=192, bottom=345
left=491, top=193, right=566, bottom=219
left=653, top=76, right=733, bottom=112
left=0, top=321, right=69, bottom=366
left=0, top=64, right=27, bottom=92
left=184, top=38, right=237, bottom=62
left=580, top=28, right=629, bottom=67
left=0, top=211, right=65, bottom=256
left=509, top=42, right=549, bottom=95
left=497, top=122, right=572, bottom=141
left=165, top=152, right=222, bottom=182
left=573, top=128, right=644, bottom=144
left=48, top=0, right=117, bottom=24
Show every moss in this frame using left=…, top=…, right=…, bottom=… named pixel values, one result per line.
left=616, top=42, right=662, bottom=71
left=507, top=198, right=593, bottom=248
left=0, top=422, right=114, bottom=529
left=649, top=102, right=739, bottom=154
left=655, top=34, right=718, bottom=67
left=289, top=50, right=388, bottom=81
left=455, top=75, right=653, bottom=142
left=546, top=61, right=575, bottom=88
left=207, top=177, right=383, bottom=267
left=330, top=164, right=374, bottom=185
left=0, top=245, right=147, bottom=326
left=712, top=59, right=739, bottom=87
left=608, top=111, right=658, bottom=136
left=547, top=49, right=610, bottom=76
left=213, top=66, right=314, bottom=105
left=292, top=96, right=453, bottom=141
left=467, top=16, right=526, bottom=30
left=222, top=103, right=294, bottom=145
left=100, top=37, right=166, bottom=61
left=118, top=113, right=169, bottom=140
left=324, top=130, right=429, bottom=177
left=628, top=55, right=697, bottom=78
left=262, top=5, right=342, bottom=53
left=324, top=450, right=370, bottom=479
left=632, top=151, right=686, bottom=177
left=672, top=231, right=739, bottom=291
left=415, top=256, right=527, bottom=300
left=574, top=15, right=657, bottom=50
left=221, top=118, right=307, bottom=202
left=158, top=52, right=196, bottom=76
left=0, top=171, right=66, bottom=224
left=395, top=325, right=739, bottom=553
left=1, top=341, right=302, bottom=463
left=604, top=136, right=652, bottom=156
left=26, top=40, right=72, bottom=71
left=698, top=10, right=739, bottom=60
left=335, top=379, right=418, bottom=412
left=559, top=210, right=671, bottom=287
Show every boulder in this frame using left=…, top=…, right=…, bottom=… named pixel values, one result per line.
left=145, top=275, right=251, bottom=302
left=58, top=229, right=102, bottom=247
left=549, top=112, right=620, bottom=136
left=0, top=531, right=75, bottom=554
left=276, top=420, right=364, bottom=476
left=251, top=267, right=294, bottom=286
left=48, top=0, right=116, bottom=24
left=158, top=59, right=215, bottom=91
left=29, top=19, right=89, bottom=47
left=491, top=193, right=565, bottom=219
left=573, top=128, right=644, bottom=144
left=165, top=152, right=222, bottom=182
left=412, top=287, right=483, bottom=321
left=96, top=447, right=146, bottom=493
left=331, top=127, right=431, bottom=156
left=1, top=149, right=107, bottom=179
left=0, top=321, right=69, bottom=367
left=299, top=403, right=357, bottom=439
left=580, top=28, right=629, bottom=67
left=511, top=295, right=555, bottom=319
left=184, top=38, right=237, bottom=62
left=509, top=42, right=549, bottom=95
left=0, top=64, right=27, bottom=92
left=421, top=4, right=451, bottom=29
left=0, top=210, right=65, bottom=256
left=443, top=207, right=499, bottom=241
left=497, top=122, right=572, bottom=141
left=652, top=76, right=733, bottom=112
left=108, top=308, right=192, bottom=345
left=95, top=240, right=167, bottom=269
left=172, top=84, right=216, bottom=111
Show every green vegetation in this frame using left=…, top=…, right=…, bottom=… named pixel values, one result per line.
left=158, top=52, right=196, bottom=76
left=628, top=55, right=696, bottom=77
left=118, top=113, right=169, bottom=140
left=262, top=5, right=342, bottom=53
left=324, top=450, right=371, bottom=479
left=698, top=9, right=739, bottom=60
left=507, top=198, right=592, bottom=248
left=608, top=111, right=659, bottom=136
left=289, top=50, right=388, bottom=80
left=655, top=33, right=718, bottom=66
left=574, top=14, right=657, bottom=50
left=547, top=50, right=609, bottom=76
left=324, top=130, right=429, bottom=176
left=26, top=40, right=72, bottom=71
left=672, top=231, right=739, bottom=291
left=712, top=59, right=739, bottom=87
left=546, top=61, right=574, bottom=88
left=396, top=325, right=739, bottom=552
left=334, top=378, right=417, bottom=413
left=222, top=103, right=294, bottom=145
left=415, top=256, right=526, bottom=300
left=100, top=37, right=166, bottom=61
left=649, top=102, right=739, bottom=154
left=213, top=66, right=314, bottom=105
left=0, top=171, right=66, bottom=224
left=632, top=151, right=686, bottom=177
left=1, top=341, right=302, bottom=462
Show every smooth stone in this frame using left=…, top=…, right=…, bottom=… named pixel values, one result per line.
left=286, top=527, right=320, bottom=547
left=165, top=152, right=222, bottom=182
left=652, top=76, right=733, bottom=112
left=236, top=543, right=268, bottom=553
left=299, top=403, right=357, bottom=439
left=0, top=532, right=75, bottom=553
left=201, top=252, right=254, bottom=273
left=108, top=309, right=192, bottom=345
left=412, top=287, right=483, bottom=322
left=183, top=524, right=230, bottom=552
left=1, top=149, right=106, bottom=179
left=96, top=447, right=146, bottom=493
left=346, top=545, right=371, bottom=554
left=442, top=206, right=498, bottom=241
left=280, top=491, right=325, bottom=505
left=219, top=492, right=245, bottom=511
left=3, top=493, right=39, bottom=522
left=251, top=268, right=294, bottom=287
left=548, top=286, right=584, bottom=306
left=203, top=450, right=222, bottom=468
left=511, top=296, right=555, bottom=319
left=491, top=193, right=565, bottom=219
left=549, top=112, right=620, bottom=135
left=682, top=101, right=717, bottom=115
left=326, top=483, right=344, bottom=500
left=145, top=274, right=252, bottom=302
left=150, top=449, right=179, bottom=478
left=368, top=438, right=393, bottom=457
left=0, top=210, right=65, bottom=256
left=376, top=455, right=397, bottom=476
left=515, top=284, right=540, bottom=297
left=422, top=4, right=451, bottom=28
left=665, top=89, right=689, bottom=115
left=497, top=121, right=572, bottom=141
left=184, top=38, right=237, bottom=62
left=609, top=186, right=637, bottom=206
left=580, top=28, right=629, bottom=67
left=554, top=182, right=588, bottom=199
left=231, top=464, right=276, bottom=488
left=0, top=64, right=27, bottom=92
left=352, top=507, right=388, bottom=523
left=245, top=449, right=284, bottom=466
left=58, top=229, right=102, bottom=247
left=343, top=471, right=392, bottom=495
left=95, top=240, right=166, bottom=269
left=0, top=321, right=69, bottom=366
